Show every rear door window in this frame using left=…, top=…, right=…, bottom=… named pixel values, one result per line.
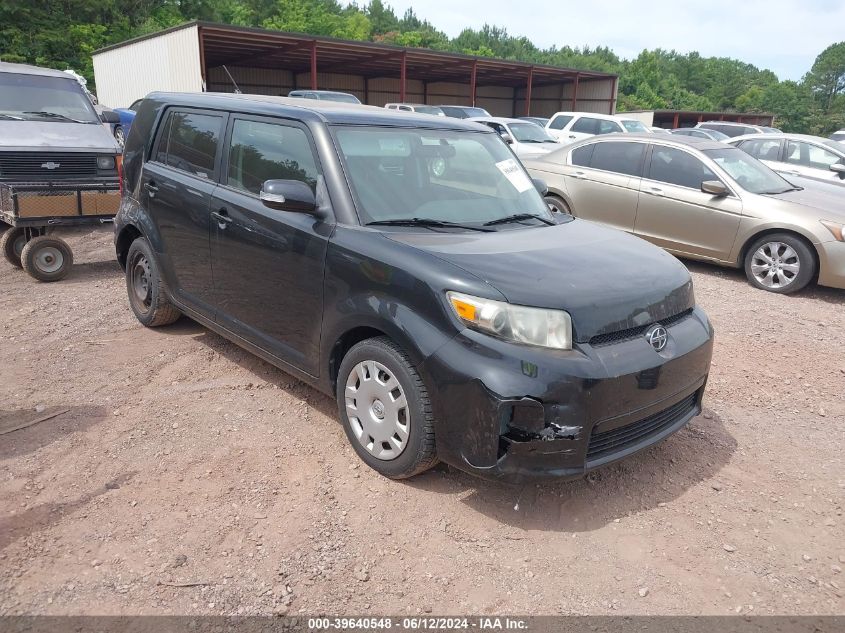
left=154, top=110, right=223, bottom=180
left=785, top=141, right=841, bottom=170
left=589, top=141, right=646, bottom=176
left=647, top=145, right=717, bottom=189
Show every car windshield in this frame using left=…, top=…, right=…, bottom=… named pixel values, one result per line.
left=333, top=126, right=552, bottom=228
left=415, top=106, right=444, bottom=116
left=621, top=120, right=650, bottom=133
left=509, top=122, right=556, bottom=143
left=707, top=130, right=730, bottom=141
left=704, top=147, right=795, bottom=194
left=0, top=72, right=99, bottom=123
left=822, top=139, right=845, bottom=154
left=458, top=107, right=489, bottom=117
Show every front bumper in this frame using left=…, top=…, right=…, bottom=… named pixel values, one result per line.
left=421, top=307, right=714, bottom=483
left=817, top=240, right=845, bottom=290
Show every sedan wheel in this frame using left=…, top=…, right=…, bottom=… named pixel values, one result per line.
left=743, top=233, right=815, bottom=294
left=544, top=195, right=572, bottom=216
left=750, top=242, right=799, bottom=290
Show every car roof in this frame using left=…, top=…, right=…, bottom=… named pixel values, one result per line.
left=699, top=120, right=761, bottom=127
left=549, top=111, right=624, bottom=121
left=386, top=103, right=437, bottom=107
left=730, top=133, right=845, bottom=153
left=0, top=61, right=79, bottom=80
left=468, top=116, right=526, bottom=125
left=147, top=92, right=484, bottom=129
left=571, top=132, right=728, bottom=152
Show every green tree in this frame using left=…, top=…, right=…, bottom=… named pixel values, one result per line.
left=805, top=42, right=845, bottom=111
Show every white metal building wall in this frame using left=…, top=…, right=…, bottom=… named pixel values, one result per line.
left=92, top=25, right=202, bottom=107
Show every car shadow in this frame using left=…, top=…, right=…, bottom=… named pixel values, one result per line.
left=406, top=407, right=737, bottom=533
left=168, top=318, right=737, bottom=532
left=0, top=405, right=109, bottom=460
left=0, top=471, right=137, bottom=552
left=683, top=260, right=844, bottom=305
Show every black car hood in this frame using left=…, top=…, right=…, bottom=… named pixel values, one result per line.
left=384, top=219, right=694, bottom=342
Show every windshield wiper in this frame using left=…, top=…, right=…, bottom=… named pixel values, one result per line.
left=366, top=217, right=495, bottom=232
left=761, top=186, right=803, bottom=194
left=23, top=111, right=89, bottom=123
left=484, top=213, right=555, bottom=227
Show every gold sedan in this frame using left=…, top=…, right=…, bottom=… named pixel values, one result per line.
left=524, top=134, right=845, bottom=294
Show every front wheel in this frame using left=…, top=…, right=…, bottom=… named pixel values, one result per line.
left=544, top=195, right=572, bottom=216
left=20, top=236, right=73, bottom=282
left=336, top=337, right=437, bottom=479
left=743, top=233, right=815, bottom=294
left=125, top=237, right=181, bottom=326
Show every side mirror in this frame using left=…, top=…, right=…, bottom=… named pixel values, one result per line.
left=501, top=133, right=514, bottom=144
left=532, top=178, right=548, bottom=196
left=830, top=162, right=845, bottom=178
left=701, top=180, right=729, bottom=197
left=100, top=110, right=120, bottom=124
left=260, top=179, right=317, bottom=213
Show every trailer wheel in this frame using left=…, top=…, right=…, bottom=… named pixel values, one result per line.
left=1, top=227, right=29, bottom=268
left=20, top=236, right=73, bottom=282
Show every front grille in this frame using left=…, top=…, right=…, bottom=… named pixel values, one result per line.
left=589, top=308, right=694, bottom=347
left=586, top=392, right=698, bottom=461
left=0, top=152, right=99, bottom=180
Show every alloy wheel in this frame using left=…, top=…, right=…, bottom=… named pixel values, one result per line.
left=750, top=241, right=800, bottom=289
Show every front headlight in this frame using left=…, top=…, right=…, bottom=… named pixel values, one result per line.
left=97, top=156, right=116, bottom=170
left=447, top=291, right=572, bottom=350
left=821, top=220, right=845, bottom=242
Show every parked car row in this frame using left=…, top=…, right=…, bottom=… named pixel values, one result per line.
left=524, top=134, right=845, bottom=294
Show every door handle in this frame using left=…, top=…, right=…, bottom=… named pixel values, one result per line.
left=648, top=187, right=665, bottom=197
left=571, top=170, right=586, bottom=179
left=211, top=208, right=233, bottom=227
left=144, top=181, right=159, bottom=197
left=568, top=135, right=577, bottom=139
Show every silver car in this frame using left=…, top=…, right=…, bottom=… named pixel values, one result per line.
left=729, top=133, right=845, bottom=187
left=524, top=134, right=845, bottom=294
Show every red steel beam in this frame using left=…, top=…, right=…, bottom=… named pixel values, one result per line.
left=470, top=60, right=477, bottom=107
left=525, top=66, right=534, bottom=116
left=673, top=112, right=680, bottom=128
left=400, top=51, right=407, bottom=102
left=310, top=41, right=318, bottom=90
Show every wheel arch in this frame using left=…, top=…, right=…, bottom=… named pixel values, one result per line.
left=115, top=223, right=143, bottom=270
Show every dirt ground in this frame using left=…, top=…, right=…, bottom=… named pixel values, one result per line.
left=0, top=227, right=842, bottom=616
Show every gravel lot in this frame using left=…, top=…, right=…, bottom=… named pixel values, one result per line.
left=0, top=227, right=843, bottom=616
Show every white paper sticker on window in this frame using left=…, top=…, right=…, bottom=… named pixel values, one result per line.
left=496, top=158, right=533, bottom=193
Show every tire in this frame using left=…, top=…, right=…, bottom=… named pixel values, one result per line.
left=114, top=125, right=125, bottom=148
left=20, top=236, right=73, bottom=282
left=743, top=233, right=815, bottom=294
left=125, top=237, right=181, bottom=327
left=544, top=195, right=572, bottom=216
left=336, top=336, right=437, bottom=479
left=1, top=227, right=29, bottom=268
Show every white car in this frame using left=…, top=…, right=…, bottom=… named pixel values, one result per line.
left=468, top=117, right=562, bottom=158
left=384, top=103, right=445, bottom=116
left=831, top=130, right=845, bottom=143
left=729, top=133, right=845, bottom=187
left=545, top=111, right=651, bottom=144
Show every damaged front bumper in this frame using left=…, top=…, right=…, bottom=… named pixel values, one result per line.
left=421, top=307, right=713, bottom=484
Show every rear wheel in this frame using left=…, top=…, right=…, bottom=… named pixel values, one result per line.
left=1, top=227, right=31, bottom=268
left=125, top=237, right=181, bottom=326
left=743, top=233, right=815, bottom=294
left=544, top=195, right=572, bottom=216
left=20, top=236, right=73, bottom=282
left=336, top=337, right=437, bottom=479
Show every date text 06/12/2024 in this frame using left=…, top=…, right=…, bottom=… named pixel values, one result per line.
left=307, top=617, right=529, bottom=630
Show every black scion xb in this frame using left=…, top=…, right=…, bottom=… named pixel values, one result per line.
left=116, top=93, right=713, bottom=483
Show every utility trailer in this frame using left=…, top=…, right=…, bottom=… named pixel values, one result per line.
left=0, top=182, right=120, bottom=282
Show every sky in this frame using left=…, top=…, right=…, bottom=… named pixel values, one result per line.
left=378, top=0, right=845, bottom=81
